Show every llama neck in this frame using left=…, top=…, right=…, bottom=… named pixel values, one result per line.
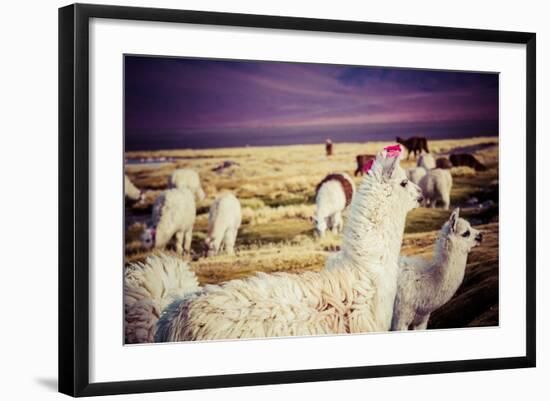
left=338, top=175, right=409, bottom=331
left=340, top=180, right=408, bottom=270
left=430, top=236, right=469, bottom=294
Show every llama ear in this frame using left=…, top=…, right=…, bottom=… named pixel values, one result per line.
left=449, top=208, right=460, bottom=233
left=383, top=155, right=400, bottom=179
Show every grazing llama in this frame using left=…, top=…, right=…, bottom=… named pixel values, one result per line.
left=168, top=168, right=206, bottom=201
left=391, top=209, right=482, bottom=330
left=396, top=136, right=430, bottom=159
left=418, top=168, right=453, bottom=210
left=449, top=153, right=487, bottom=171
left=156, top=147, right=423, bottom=342
left=205, top=193, right=242, bottom=256
left=141, top=188, right=196, bottom=255
left=313, top=173, right=355, bottom=237
left=124, top=253, right=201, bottom=343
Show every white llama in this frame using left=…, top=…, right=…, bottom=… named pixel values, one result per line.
left=125, top=253, right=201, bottom=343
left=141, top=188, right=196, bottom=255
left=417, top=153, right=436, bottom=170
left=205, top=193, right=242, bottom=256
left=155, top=148, right=423, bottom=342
left=168, top=168, right=206, bottom=201
left=406, top=166, right=427, bottom=185
left=313, top=173, right=355, bottom=236
left=391, top=209, right=482, bottom=331
left=418, top=168, right=453, bottom=210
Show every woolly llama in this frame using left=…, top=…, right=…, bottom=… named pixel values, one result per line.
left=125, top=174, right=144, bottom=203
left=141, top=188, right=196, bottom=255
left=418, top=168, right=453, bottom=210
left=391, top=209, right=482, bottom=331
left=313, top=173, right=355, bottom=236
left=168, top=168, right=206, bottom=201
left=124, top=253, right=201, bottom=343
left=417, top=153, right=436, bottom=170
left=156, top=147, right=423, bottom=342
left=205, top=193, right=242, bottom=256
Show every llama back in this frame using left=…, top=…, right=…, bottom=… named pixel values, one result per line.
left=158, top=188, right=196, bottom=230
left=169, top=168, right=206, bottom=200
left=315, top=173, right=355, bottom=207
left=158, top=266, right=383, bottom=342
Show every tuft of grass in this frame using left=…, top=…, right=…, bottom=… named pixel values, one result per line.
left=242, top=204, right=315, bottom=226
left=450, top=166, right=476, bottom=177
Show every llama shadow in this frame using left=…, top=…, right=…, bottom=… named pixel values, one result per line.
left=35, top=377, right=57, bottom=392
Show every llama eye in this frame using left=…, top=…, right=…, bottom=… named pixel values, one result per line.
left=462, top=230, right=470, bottom=237
left=400, top=180, right=408, bottom=187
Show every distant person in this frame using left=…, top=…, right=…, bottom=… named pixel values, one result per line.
left=325, top=139, right=333, bottom=157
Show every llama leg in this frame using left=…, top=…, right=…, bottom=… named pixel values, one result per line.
left=391, top=315, right=414, bottom=331
left=210, top=235, right=223, bottom=256
left=183, top=228, right=193, bottom=255
left=175, top=231, right=184, bottom=255
left=390, top=304, right=415, bottom=331
left=442, top=193, right=450, bottom=210
left=326, top=215, right=335, bottom=233
left=331, top=214, right=340, bottom=234
left=224, top=228, right=237, bottom=255
left=333, top=212, right=343, bottom=234
left=412, top=314, right=430, bottom=330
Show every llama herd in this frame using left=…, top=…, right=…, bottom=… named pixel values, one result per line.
left=124, top=143, right=485, bottom=343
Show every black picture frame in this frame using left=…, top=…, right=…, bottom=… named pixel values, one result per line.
left=59, top=3, right=536, bottom=397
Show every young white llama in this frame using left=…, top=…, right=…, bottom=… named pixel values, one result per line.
left=141, top=188, right=196, bottom=255
left=313, top=173, right=355, bottom=236
left=391, top=209, right=482, bottom=331
left=155, top=148, right=423, bottom=342
left=418, top=168, right=453, bottom=210
left=417, top=153, right=436, bottom=170
left=205, top=193, right=242, bottom=256
left=124, top=253, right=201, bottom=343
left=168, top=168, right=206, bottom=201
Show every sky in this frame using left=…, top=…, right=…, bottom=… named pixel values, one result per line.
left=125, top=56, right=498, bottom=150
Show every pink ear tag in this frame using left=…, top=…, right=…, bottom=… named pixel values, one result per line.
left=384, top=144, right=402, bottom=159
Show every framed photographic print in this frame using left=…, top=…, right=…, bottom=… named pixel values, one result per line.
left=58, top=3, right=536, bottom=397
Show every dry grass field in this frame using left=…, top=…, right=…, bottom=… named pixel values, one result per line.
left=124, top=136, right=499, bottom=329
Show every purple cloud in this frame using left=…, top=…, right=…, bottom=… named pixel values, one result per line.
left=125, top=56, right=498, bottom=150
